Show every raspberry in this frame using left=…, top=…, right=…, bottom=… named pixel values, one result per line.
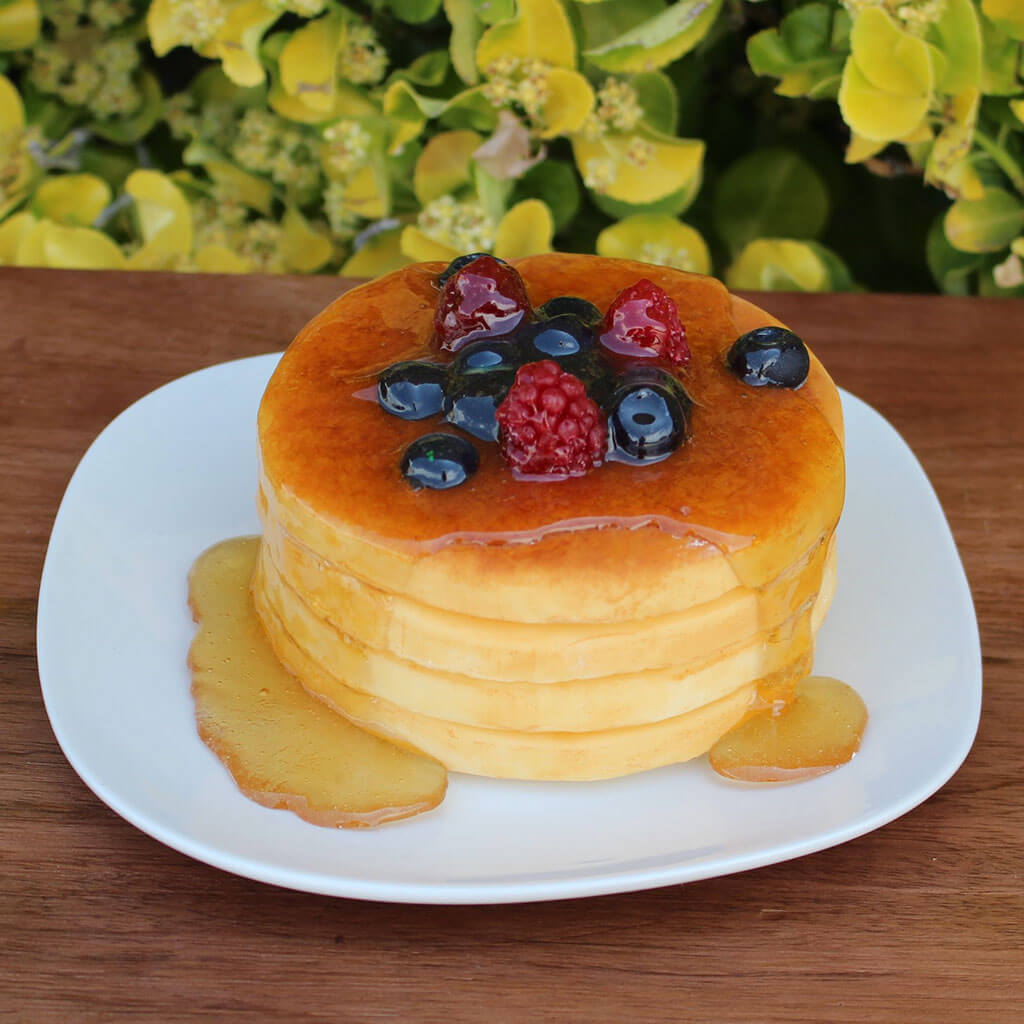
left=496, top=361, right=607, bottom=477
left=434, top=254, right=532, bottom=353
left=598, top=279, right=690, bottom=365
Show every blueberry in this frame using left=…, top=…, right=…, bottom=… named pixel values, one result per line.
left=378, top=361, right=447, bottom=420
left=538, top=296, right=602, bottom=327
left=727, top=326, right=809, bottom=389
left=401, top=433, right=479, bottom=490
left=608, top=375, right=689, bottom=463
left=436, top=252, right=505, bottom=288
left=443, top=369, right=516, bottom=441
left=521, top=315, right=595, bottom=363
left=449, top=338, right=523, bottom=377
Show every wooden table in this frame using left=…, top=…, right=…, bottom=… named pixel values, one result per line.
left=2, top=268, right=1021, bottom=1021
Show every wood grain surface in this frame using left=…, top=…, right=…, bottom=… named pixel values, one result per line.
left=1, top=267, right=1021, bottom=1022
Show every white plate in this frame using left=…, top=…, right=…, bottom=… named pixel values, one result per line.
left=37, top=355, right=982, bottom=904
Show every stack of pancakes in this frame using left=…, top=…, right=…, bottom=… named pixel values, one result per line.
left=254, top=254, right=845, bottom=781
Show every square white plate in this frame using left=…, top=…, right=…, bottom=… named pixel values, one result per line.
left=37, top=355, right=981, bottom=904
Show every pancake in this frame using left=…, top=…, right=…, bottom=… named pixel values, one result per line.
left=253, top=254, right=845, bottom=780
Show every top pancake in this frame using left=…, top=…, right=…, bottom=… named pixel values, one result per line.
left=257, top=254, right=844, bottom=623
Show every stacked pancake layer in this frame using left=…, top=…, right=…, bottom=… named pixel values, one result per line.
left=254, top=254, right=846, bottom=781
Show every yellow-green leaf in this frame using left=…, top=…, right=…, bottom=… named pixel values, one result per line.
left=845, top=132, right=887, bottom=163
left=444, top=0, right=482, bottom=85
left=341, top=225, right=411, bottom=277
left=204, top=160, right=274, bottom=213
left=341, top=163, right=390, bottom=218
left=383, top=80, right=447, bottom=154
left=195, top=243, right=250, bottom=273
left=1011, top=99, right=1024, bottom=127
left=269, top=77, right=377, bottom=124
left=930, top=0, right=982, bottom=94
left=17, top=219, right=127, bottom=270
left=850, top=7, right=933, bottom=97
left=0, top=0, right=40, bottom=50
left=0, top=74, right=33, bottom=216
left=982, top=0, right=1024, bottom=40
left=279, top=12, right=345, bottom=115
left=945, top=187, right=1024, bottom=253
left=281, top=206, right=333, bottom=272
left=926, top=90, right=981, bottom=199
left=476, top=0, right=576, bottom=73
left=413, top=130, right=482, bottom=204
left=438, top=85, right=498, bottom=133
left=493, top=198, right=553, bottom=259
left=0, top=211, right=35, bottom=263
left=596, top=214, right=710, bottom=274
left=148, top=0, right=206, bottom=57
left=572, top=130, right=704, bottom=204
left=125, top=169, right=193, bottom=255
left=538, top=68, right=594, bottom=139
left=726, top=239, right=830, bottom=292
left=215, top=0, right=280, bottom=87
left=400, top=224, right=461, bottom=261
left=0, top=71, right=25, bottom=132
left=838, top=56, right=930, bottom=143
left=584, top=0, right=723, bottom=73
left=31, top=174, right=112, bottom=227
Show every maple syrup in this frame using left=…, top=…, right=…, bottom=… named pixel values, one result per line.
left=709, top=676, right=867, bottom=783
left=188, top=537, right=447, bottom=828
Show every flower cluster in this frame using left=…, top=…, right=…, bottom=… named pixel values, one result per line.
left=23, top=2, right=143, bottom=117
left=482, top=57, right=552, bottom=122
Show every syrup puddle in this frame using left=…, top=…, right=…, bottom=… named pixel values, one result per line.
left=709, top=676, right=867, bottom=782
left=188, top=537, right=447, bottom=828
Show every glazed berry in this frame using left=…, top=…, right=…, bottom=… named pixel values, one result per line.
left=378, top=361, right=447, bottom=420
left=401, top=433, right=479, bottom=490
left=443, top=369, right=516, bottom=441
left=450, top=338, right=522, bottom=377
left=436, top=252, right=504, bottom=288
left=607, top=374, right=689, bottom=464
left=496, top=360, right=607, bottom=477
left=538, top=295, right=602, bottom=327
left=727, top=326, right=809, bottom=389
left=599, top=279, right=690, bottom=365
left=521, top=315, right=595, bottom=363
left=434, top=254, right=532, bottom=353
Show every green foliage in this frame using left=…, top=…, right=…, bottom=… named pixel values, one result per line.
left=0, top=0, right=1020, bottom=294
left=712, top=147, right=830, bottom=255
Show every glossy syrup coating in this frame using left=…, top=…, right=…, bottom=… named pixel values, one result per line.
left=257, top=254, right=844, bottom=622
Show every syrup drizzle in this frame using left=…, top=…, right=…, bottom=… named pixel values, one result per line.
left=188, top=537, right=447, bottom=828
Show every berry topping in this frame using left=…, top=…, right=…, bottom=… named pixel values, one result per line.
left=599, top=279, right=689, bottom=365
left=434, top=255, right=532, bottom=353
left=607, top=369, right=690, bottom=464
left=436, top=252, right=503, bottom=288
left=378, top=361, right=447, bottom=420
left=521, top=315, right=595, bottom=362
left=496, top=360, right=607, bottom=478
left=450, top=338, right=522, bottom=377
left=727, top=326, right=809, bottom=389
left=538, top=295, right=603, bottom=327
left=443, top=369, right=515, bottom=441
left=401, top=433, right=479, bottom=490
